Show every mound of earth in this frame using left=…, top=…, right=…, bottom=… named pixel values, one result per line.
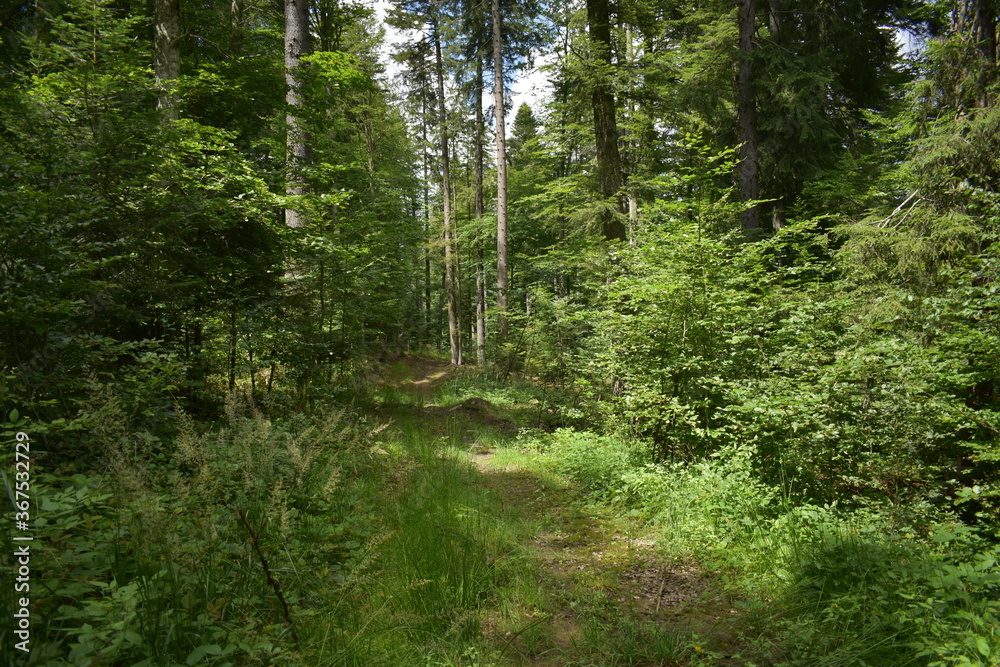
left=449, top=397, right=494, bottom=412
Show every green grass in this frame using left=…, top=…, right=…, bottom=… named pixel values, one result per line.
left=37, top=362, right=991, bottom=666
left=307, top=375, right=547, bottom=665
left=492, top=426, right=1000, bottom=667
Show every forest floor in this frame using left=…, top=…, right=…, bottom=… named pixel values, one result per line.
left=370, top=354, right=750, bottom=666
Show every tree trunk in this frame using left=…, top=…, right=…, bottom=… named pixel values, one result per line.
left=454, top=211, right=463, bottom=365
left=421, top=94, right=432, bottom=342
left=230, top=0, right=244, bottom=56
left=737, top=0, right=761, bottom=233
left=154, top=0, right=181, bottom=119
left=959, top=0, right=998, bottom=62
left=625, top=26, right=638, bottom=242
left=492, top=0, right=510, bottom=338
left=766, top=0, right=787, bottom=231
left=475, top=60, right=487, bottom=366
left=284, top=0, right=310, bottom=229
left=957, top=0, right=998, bottom=107
left=586, top=0, right=627, bottom=242
left=432, top=13, right=461, bottom=365
left=228, top=303, right=238, bottom=392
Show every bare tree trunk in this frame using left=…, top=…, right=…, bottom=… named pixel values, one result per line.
left=432, top=13, right=461, bottom=365
left=454, top=207, right=463, bottom=365
left=154, top=0, right=181, bottom=119
left=737, top=0, right=761, bottom=234
left=284, top=0, right=310, bottom=229
left=492, top=0, right=510, bottom=339
left=228, top=302, right=238, bottom=392
left=421, top=94, right=432, bottom=342
left=475, top=60, right=487, bottom=366
left=767, top=0, right=786, bottom=232
left=230, top=0, right=244, bottom=56
left=625, top=26, right=638, bottom=242
left=586, top=0, right=627, bottom=242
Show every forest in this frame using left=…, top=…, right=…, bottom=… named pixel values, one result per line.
left=1, top=0, right=1000, bottom=663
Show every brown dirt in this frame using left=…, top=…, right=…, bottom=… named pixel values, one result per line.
left=391, top=354, right=453, bottom=398
left=378, top=355, right=517, bottom=432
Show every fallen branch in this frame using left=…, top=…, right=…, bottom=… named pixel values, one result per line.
left=877, top=190, right=921, bottom=228
left=238, top=509, right=299, bottom=645
left=655, top=573, right=667, bottom=613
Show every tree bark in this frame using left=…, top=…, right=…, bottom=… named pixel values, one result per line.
left=475, top=60, right=487, bottom=366
left=492, top=0, right=510, bottom=338
left=432, top=11, right=461, bottom=365
left=230, top=0, right=244, bottom=57
left=228, top=302, right=238, bottom=392
left=284, top=0, right=310, bottom=229
left=154, top=0, right=181, bottom=119
left=625, top=26, right=638, bottom=241
left=586, top=0, right=627, bottom=242
left=766, top=0, right=786, bottom=231
left=422, top=95, right=433, bottom=343
left=958, top=0, right=998, bottom=62
left=957, top=0, right=998, bottom=107
left=737, top=0, right=761, bottom=233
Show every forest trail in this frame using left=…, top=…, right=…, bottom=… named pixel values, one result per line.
left=375, top=355, right=746, bottom=665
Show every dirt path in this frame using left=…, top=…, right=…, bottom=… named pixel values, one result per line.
left=473, top=454, right=743, bottom=665
left=383, top=354, right=454, bottom=399
left=381, top=355, right=745, bottom=665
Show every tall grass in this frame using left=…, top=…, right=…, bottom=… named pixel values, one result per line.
left=1, top=392, right=385, bottom=664
left=517, top=428, right=1000, bottom=666
left=324, top=413, right=543, bottom=665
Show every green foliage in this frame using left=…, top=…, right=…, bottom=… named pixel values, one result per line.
left=0, top=398, right=381, bottom=664
left=536, top=429, right=650, bottom=502
left=776, top=522, right=1000, bottom=667
left=3, top=0, right=1000, bottom=662
left=535, top=426, right=1000, bottom=666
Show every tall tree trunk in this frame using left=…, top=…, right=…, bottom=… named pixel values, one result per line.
left=625, top=26, right=638, bottom=241
left=230, top=0, right=244, bottom=56
left=957, top=0, right=998, bottom=107
left=959, top=0, right=998, bottom=61
left=767, top=0, right=785, bottom=231
left=284, top=0, right=310, bottom=229
left=421, top=94, right=432, bottom=342
left=586, top=0, right=627, bottom=242
left=454, top=201, right=463, bottom=365
left=475, top=60, right=487, bottom=366
left=432, top=13, right=461, bottom=365
left=228, top=302, right=238, bottom=392
left=492, top=0, right=510, bottom=338
left=737, top=0, right=761, bottom=233
left=154, top=0, right=181, bottom=119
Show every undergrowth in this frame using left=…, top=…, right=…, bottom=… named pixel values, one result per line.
left=1, top=393, right=384, bottom=664
left=335, top=415, right=542, bottom=665
left=8, top=360, right=1000, bottom=666
left=513, top=428, right=1000, bottom=667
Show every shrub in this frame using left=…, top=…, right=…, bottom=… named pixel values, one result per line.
left=539, top=429, right=650, bottom=501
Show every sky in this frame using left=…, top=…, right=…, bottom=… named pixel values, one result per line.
left=369, top=0, right=553, bottom=125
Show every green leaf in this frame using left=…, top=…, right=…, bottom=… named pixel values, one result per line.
left=976, top=636, right=991, bottom=659
left=9, top=409, right=18, bottom=422
left=187, top=646, right=207, bottom=664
